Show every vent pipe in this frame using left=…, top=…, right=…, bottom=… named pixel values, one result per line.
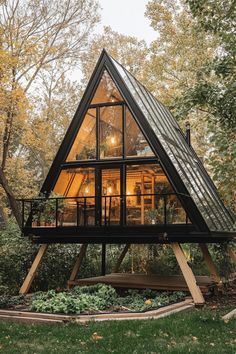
left=185, top=121, right=191, bottom=146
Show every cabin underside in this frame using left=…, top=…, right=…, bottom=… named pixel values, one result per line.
left=19, top=241, right=236, bottom=306
left=23, top=224, right=235, bottom=244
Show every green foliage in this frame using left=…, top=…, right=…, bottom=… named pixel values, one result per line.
left=30, top=284, right=186, bottom=314
left=31, top=284, right=118, bottom=314
left=0, top=218, right=83, bottom=294
left=209, top=243, right=235, bottom=278
left=71, top=283, right=117, bottom=307
left=185, top=0, right=236, bottom=128
left=117, top=289, right=185, bottom=312
left=32, top=192, right=64, bottom=225
left=0, top=219, right=37, bottom=295
left=207, top=124, right=236, bottom=213
left=0, top=294, right=26, bottom=309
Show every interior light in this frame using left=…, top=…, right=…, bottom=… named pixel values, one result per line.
left=107, top=186, right=112, bottom=194
left=111, top=136, right=116, bottom=145
left=85, top=186, right=89, bottom=194
left=127, top=191, right=131, bottom=195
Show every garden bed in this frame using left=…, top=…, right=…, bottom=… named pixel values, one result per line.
left=0, top=284, right=187, bottom=315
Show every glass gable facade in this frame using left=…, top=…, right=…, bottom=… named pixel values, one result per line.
left=51, top=70, right=188, bottom=228
left=66, top=71, right=154, bottom=162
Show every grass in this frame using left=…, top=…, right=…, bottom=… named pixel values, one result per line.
left=0, top=308, right=235, bottom=353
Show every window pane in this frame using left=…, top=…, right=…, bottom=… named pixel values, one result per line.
left=126, top=108, right=154, bottom=157
left=126, top=164, right=187, bottom=225
left=100, top=105, right=123, bottom=159
left=91, top=70, right=123, bottom=104
left=101, top=168, right=120, bottom=225
left=66, top=109, right=96, bottom=161
left=53, top=168, right=95, bottom=226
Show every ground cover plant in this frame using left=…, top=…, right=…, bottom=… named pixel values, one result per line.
left=31, top=285, right=186, bottom=314
left=0, top=307, right=235, bottom=353
left=0, top=284, right=186, bottom=314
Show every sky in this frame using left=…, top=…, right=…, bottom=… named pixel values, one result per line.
left=97, top=0, right=156, bottom=44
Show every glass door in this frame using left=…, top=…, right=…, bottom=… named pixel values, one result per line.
left=97, top=167, right=122, bottom=225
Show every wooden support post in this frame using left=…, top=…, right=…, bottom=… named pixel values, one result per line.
left=199, top=243, right=221, bottom=283
left=114, top=244, right=131, bottom=273
left=228, top=248, right=236, bottom=267
left=19, top=244, right=48, bottom=295
left=171, top=243, right=205, bottom=305
left=101, top=244, right=106, bottom=276
left=69, top=244, right=88, bottom=282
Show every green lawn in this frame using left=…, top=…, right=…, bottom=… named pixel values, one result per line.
left=0, top=309, right=235, bottom=354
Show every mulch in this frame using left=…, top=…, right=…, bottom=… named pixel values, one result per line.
left=205, top=278, right=236, bottom=309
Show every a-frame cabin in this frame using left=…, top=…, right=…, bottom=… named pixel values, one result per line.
left=19, top=50, right=236, bottom=304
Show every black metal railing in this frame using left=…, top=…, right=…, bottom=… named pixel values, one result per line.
left=18, top=193, right=190, bottom=229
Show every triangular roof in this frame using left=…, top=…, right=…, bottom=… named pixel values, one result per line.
left=41, top=49, right=235, bottom=234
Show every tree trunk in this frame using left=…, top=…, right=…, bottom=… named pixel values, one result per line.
left=0, top=205, right=7, bottom=229
left=0, top=167, right=22, bottom=228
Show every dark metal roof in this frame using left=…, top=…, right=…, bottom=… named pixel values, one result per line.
left=110, top=56, right=235, bottom=232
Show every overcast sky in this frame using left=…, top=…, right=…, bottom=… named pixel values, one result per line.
left=97, top=0, right=156, bottom=43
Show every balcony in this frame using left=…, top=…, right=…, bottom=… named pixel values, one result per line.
left=20, top=192, right=190, bottom=227
left=18, top=193, right=196, bottom=243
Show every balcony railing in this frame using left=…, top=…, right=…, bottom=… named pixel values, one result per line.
left=18, top=193, right=190, bottom=229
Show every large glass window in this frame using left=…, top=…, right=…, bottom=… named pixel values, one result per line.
left=66, top=109, right=96, bottom=161
left=126, top=107, right=154, bottom=157
left=126, top=164, right=186, bottom=225
left=91, top=70, right=123, bottom=104
left=53, top=168, right=95, bottom=226
left=100, top=105, right=123, bottom=159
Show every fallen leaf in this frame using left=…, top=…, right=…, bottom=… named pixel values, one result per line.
left=210, top=305, right=218, bottom=310
left=144, top=299, right=152, bottom=305
left=91, top=332, right=103, bottom=341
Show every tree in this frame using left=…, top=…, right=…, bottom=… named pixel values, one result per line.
left=184, top=0, right=236, bottom=212
left=144, top=0, right=218, bottom=159
left=24, top=61, right=80, bottom=185
left=0, top=0, right=100, bottom=226
left=184, top=0, right=236, bottom=129
left=145, top=0, right=218, bottom=104
left=80, top=26, right=149, bottom=88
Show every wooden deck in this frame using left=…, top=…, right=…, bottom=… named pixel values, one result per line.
left=68, top=273, right=216, bottom=294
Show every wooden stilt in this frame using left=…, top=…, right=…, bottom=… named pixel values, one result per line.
left=114, top=244, right=130, bottom=273
left=228, top=248, right=236, bottom=266
left=199, top=243, right=221, bottom=283
left=171, top=243, right=205, bottom=305
left=101, top=244, right=106, bottom=276
left=69, top=244, right=88, bottom=282
left=19, top=244, right=48, bottom=295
